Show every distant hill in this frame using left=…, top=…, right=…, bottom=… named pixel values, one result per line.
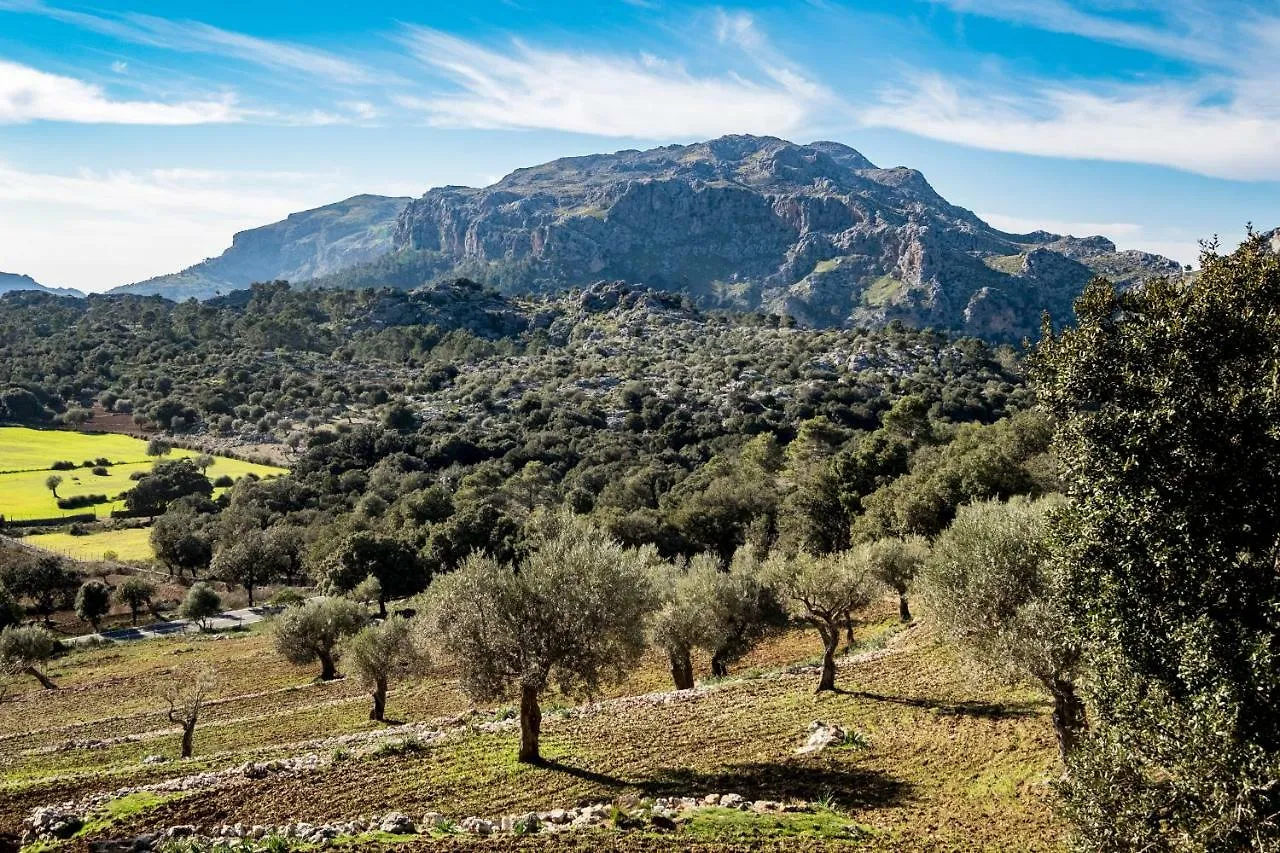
left=110, top=194, right=411, bottom=301
left=0, top=271, right=83, bottom=298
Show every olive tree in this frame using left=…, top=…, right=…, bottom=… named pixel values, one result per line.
left=0, top=624, right=58, bottom=689
left=179, top=582, right=222, bottom=631
left=343, top=616, right=422, bottom=721
left=921, top=496, right=1082, bottom=763
left=160, top=664, right=216, bottom=759
left=650, top=552, right=766, bottom=690
left=865, top=536, right=929, bottom=622
left=117, top=576, right=156, bottom=625
left=44, top=474, right=62, bottom=498
left=764, top=548, right=878, bottom=692
left=428, top=512, right=656, bottom=763
left=273, top=597, right=366, bottom=680
left=74, top=580, right=111, bottom=631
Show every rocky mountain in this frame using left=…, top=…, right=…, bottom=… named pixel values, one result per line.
left=388, top=135, right=1182, bottom=340
left=113, top=136, right=1184, bottom=340
left=111, top=194, right=411, bottom=301
left=0, top=272, right=83, bottom=298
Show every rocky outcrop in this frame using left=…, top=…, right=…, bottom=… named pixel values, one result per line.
left=389, top=135, right=1182, bottom=341
left=112, top=195, right=411, bottom=300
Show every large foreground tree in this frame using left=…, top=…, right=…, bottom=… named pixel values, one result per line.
left=1034, top=234, right=1280, bottom=851
left=429, top=511, right=656, bottom=763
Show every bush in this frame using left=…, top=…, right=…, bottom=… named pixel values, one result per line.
left=129, top=470, right=147, bottom=481
left=267, top=588, right=305, bottom=608
left=179, top=583, right=222, bottom=631
left=91, top=467, right=108, bottom=476
left=212, top=475, right=234, bottom=488
left=50, top=460, right=76, bottom=471
left=58, top=494, right=107, bottom=510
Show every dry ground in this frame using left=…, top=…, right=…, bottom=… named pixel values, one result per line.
left=0, top=600, right=1067, bottom=851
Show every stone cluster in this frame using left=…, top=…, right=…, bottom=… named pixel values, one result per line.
left=88, top=793, right=814, bottom=849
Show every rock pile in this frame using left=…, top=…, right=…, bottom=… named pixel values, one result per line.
left=20, top=806, right=84, bottom=843
left=94, top=792, right=816, bottom=848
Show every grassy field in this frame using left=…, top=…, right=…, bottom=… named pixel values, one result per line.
left=22, top=526, right=155, bottom=562
left=0, top=601, right=1068, bottom=851
left=0, top=426, right=287, bottom=523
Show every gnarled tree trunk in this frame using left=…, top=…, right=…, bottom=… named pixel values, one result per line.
left=710, top=649, right=729, bottom=678
left=180, top=720, right=196, bottom=759
left=519, top=683, right=542, bottom=764
left=898, top=592, right=912, bottom=623
left=817, top=622, right=839, bottom=693
left=669, top=648, right=695, bottom=690
left=318, top=649, right=338, bottom=681
left=26, top=665, right=57, bottom=690
left=370, top=676, right=387, bottom=721
left=1050, top=677, right=1087, bottom=764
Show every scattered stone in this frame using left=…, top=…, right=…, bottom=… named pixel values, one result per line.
left=378, top=813, right=416, bottom=834
left=796, top=720, right=848, bottom=755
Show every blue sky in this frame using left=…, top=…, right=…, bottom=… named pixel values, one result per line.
left=1, top=0, right=1277, bottom=292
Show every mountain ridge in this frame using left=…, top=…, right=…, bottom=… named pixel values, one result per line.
left=107, top=136, right=1185, bottom=340
left=0, top=271, right=84, bottom=298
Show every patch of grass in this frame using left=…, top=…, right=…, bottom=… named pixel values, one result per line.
left=983, top=254, right=1026, bottom=274
left=812, top=258, right=842, bottom=275
left=0, top=426, right=287, bottom=523
left=74, top=791, right=176, bottom=839
left=861, top=275, right=906, bottom=308
left=679, top=805, right=871, bottom=841
left=25, top=526, right=155, bottom=562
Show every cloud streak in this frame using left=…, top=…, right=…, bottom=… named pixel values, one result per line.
left=0, top=0, right=380, bottom=84
left=0, top=59, right=239, bottom=124
left=869, top=1, right=1280, bottom=180
left=397, top=21, right=834, bottom=138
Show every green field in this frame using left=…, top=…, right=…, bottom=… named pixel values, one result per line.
left=23, top=526, right=156, bottom=562
left=0, top=426, right=287, bottom=523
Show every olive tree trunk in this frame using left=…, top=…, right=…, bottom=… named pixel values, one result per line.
left=519, top=683, right=543, bottom=764
left=318, top=649, right=338, bottom=681
left=710, top=649, right=729, bottom=678
left=1050, top=677, right=1087, bottom=764
left=370, top=676, right=387, bottom=721
left=669, top=648, right=695, bottom=690
left=26, top=665, right=57, bottom=690
left=898, top=592, right=912, bottom=623
left=180, top=720, right=196, bottom=759
left=817, top=621, right=839, bottom=693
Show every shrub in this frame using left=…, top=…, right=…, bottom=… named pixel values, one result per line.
left=58, top=494, right=107, bottom=510
left=91, top=466, right=108, bottom=476
left=179, top=583, right=222, bottom=631
left=212, top=474, right=234, bottom=488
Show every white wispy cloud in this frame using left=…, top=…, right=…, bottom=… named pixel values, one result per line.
left=0, top=59, right=239, bottom=124
left=867, top=1, right=1280, bottom=180
left=396, top=19, right=834, bottom=138
left=0, top=0, right=380, bottom=84
left=861, top=73, right=1280, bottom=181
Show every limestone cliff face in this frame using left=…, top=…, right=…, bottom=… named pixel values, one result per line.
left=392, top=135, right=1181, bottom=340
left=111, top=195, right=410, bottom=301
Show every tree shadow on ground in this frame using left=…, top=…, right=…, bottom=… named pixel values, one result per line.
left=543, top=759, right=911, bottom=811
left=839, top=689, right=1042, bottom=718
